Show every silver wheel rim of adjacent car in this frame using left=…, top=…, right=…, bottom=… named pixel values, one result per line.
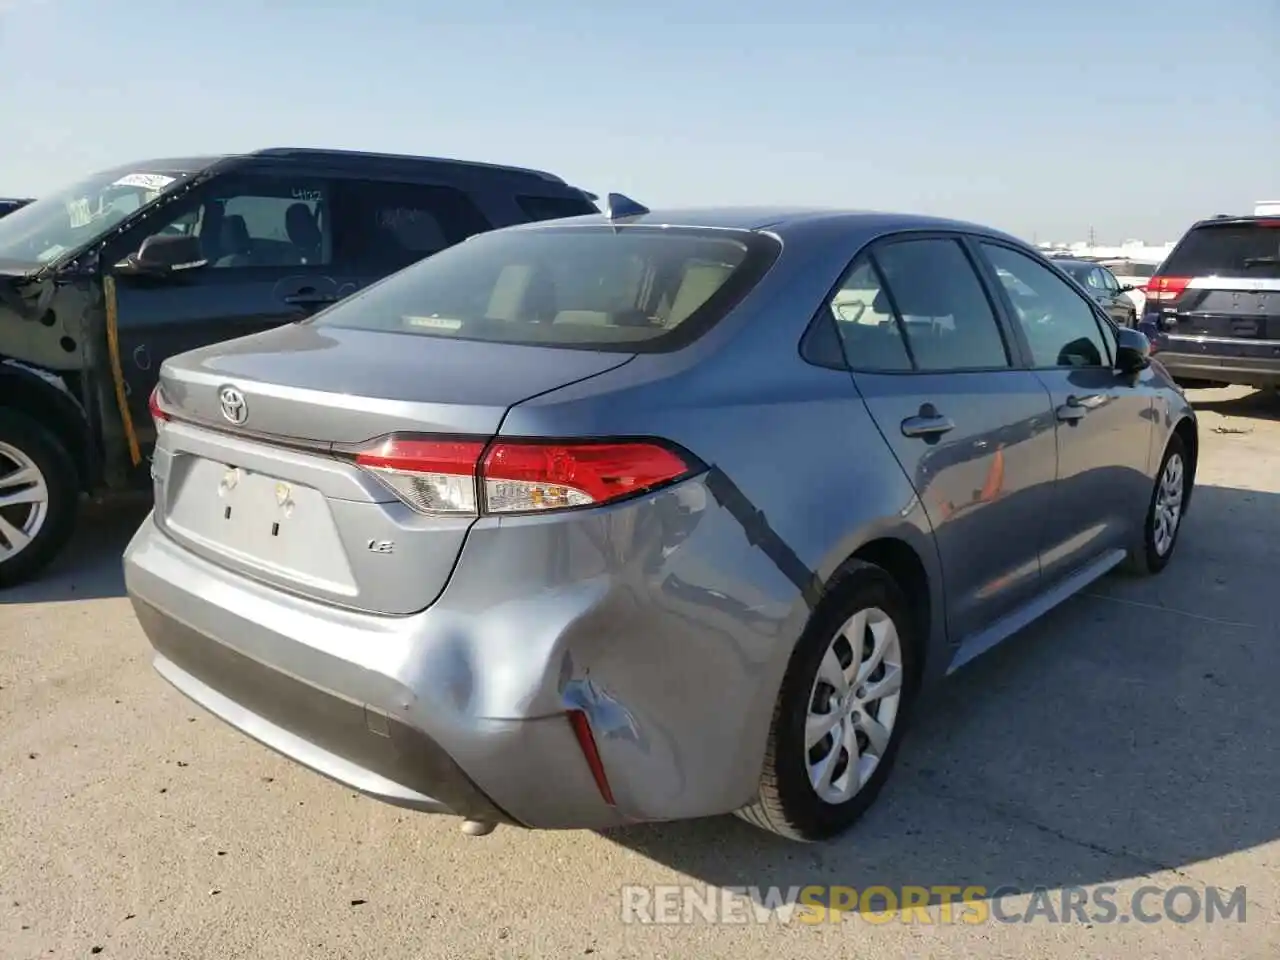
left=805, top=606, right=904, bottom=805
left=1152, top=452, right=1185, bottom=558
left=0, top=441, right=50, bottom=562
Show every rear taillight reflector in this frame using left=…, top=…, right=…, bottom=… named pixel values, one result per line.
left=349, top=436, right=697, bottom=517
left=1146, top=276, right=1191, bottom=303
left=567, top=708, right=616, bottom=806
left=148, top=385, right=170, bottom=427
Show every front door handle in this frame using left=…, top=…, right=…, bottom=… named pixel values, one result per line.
left=901, top=413, right=955, bottom=439
left=1056, top=397, right=1089, bottom=423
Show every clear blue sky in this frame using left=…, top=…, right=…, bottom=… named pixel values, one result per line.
left=1, top=0, right=1276, bottom=243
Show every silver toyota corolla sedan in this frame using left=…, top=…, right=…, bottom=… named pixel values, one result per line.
left=123, top=200, right=1198, bottom=842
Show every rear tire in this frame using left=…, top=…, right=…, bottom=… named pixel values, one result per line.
left=1120, top=433, right=1188, bottom=577
left=0, top=410, right=79, bottom=588
left=738, top=561, right=919, bottom=842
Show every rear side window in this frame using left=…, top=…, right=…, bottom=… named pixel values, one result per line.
left=1162, top=223, right=1280, bottom=279
left=331, top=180, right=492, bottom=272
left=516, top=194, right=597, bottom=222
left=873, top=238, right=1011, bottom=371
left=310, top=224, right=779, bottom=352
left=823, top=258, right=913, bottom=371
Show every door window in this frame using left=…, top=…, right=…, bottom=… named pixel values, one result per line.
left=825, top=257, right=913, bottom=371
left=331, top=180, right=492, bottom=272
left=149, top=177, right=332, bottom=268
left=1099, top=268, right=1120, bottom=292
left=873, top=238, right=1012, bottom=371
left=982, top=243, right=1110, bottom=368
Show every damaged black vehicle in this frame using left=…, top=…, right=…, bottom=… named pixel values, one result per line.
left=0, top=148, right=597, bottom=585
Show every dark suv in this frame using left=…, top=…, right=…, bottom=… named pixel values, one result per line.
left=0, top=148, right=596, bottom=585
left=1140, top=215, right=1280, bottom=390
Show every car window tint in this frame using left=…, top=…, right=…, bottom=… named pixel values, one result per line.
left=982, top=243, right=1109, bottom=368
left=1161, top=223, right=1280, bottom=279
left=516, top=194, right=597, bottom=222
left=873, top=238, right=1010, bottom=371
left=825, top=257, right=913, bottom=371
left=310, top=224, right=777, bottom=352
left=331, top=180, right=492, bottom=272
left=154, top=177, right=333, bottom=268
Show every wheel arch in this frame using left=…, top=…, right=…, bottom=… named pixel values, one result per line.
left=1172, top=415, right=1198, bottom=514
left=0, top=363, right=98, bottom=492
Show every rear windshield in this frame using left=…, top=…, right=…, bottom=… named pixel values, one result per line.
left=310, top=224, right=780, bottom=352
left=1161, top=223, right=1280, bottom=279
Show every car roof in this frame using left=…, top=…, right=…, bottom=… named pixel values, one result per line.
left=1049, top=258, right=1099, bottom=268
left=118, top=148, right=574, bottom=188
left=504, top=206, right=1027, bottom=241
left=1187, top=214, right=1278, bottom=230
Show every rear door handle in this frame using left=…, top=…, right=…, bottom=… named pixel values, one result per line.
left=1056, top=397, right=1089, bottom=423
left=901, top=414, right=955, bottom=439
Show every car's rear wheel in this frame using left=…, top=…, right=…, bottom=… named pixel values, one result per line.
left=1120, top=432, right=1188, bottom=576
left=738, top=562, right=918, bottom=842
left=0, top=410, right=79, bottom=588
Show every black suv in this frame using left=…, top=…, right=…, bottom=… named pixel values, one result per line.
left=0, top=148, right=596, bottom=585
left=1140, top=215, right=1280, bottom=390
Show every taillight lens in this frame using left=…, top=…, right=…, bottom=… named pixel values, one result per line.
left=354, top=438, right=486, bottom=515
left=148, top=385, right=170, bottom=428
left=482, top=441, right=693, bottom=513
left=1146, top=276, right=1191, bottom=303
left=350, top=436, right=697, bottom=517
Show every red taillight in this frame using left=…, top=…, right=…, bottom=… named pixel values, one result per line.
left=567, top=708, right=616, bottom=806
left=148, top=385, right=170, bottom=426
left=1146, top=276, right=1191, bottom=303
left=354, top=438, right=486, bottom=515
left=1256, top=219, right=1280, bottom=228
left=349, top=436, right=696, bottom=517
left=482, top=441, right=692, bottom=513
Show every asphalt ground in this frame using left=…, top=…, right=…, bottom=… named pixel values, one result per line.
left=2, top=385, right=1277, bottom=959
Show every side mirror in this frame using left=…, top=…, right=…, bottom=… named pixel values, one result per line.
left=1119, top=283, right=1136, bottom=293
left=118, top=234, right=207, bottom=275
left=1114, top=326, right=1151, bottom=373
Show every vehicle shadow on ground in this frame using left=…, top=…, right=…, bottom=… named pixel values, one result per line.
left=0, top=498, right=150, bottom=604
left=602, top=483, right=1279, bottom=909
left=1191, top=386, right=1280, bottom=423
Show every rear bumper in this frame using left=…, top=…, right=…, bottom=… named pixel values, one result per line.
left=123, top=473, right=800, bottom=829
left=1148, top=334, right=1280, bottom=387
left=124, top=515, right=627, bottom=829
left=133, top=597, right=517, bottom=823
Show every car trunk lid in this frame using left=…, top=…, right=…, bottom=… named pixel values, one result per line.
left=152, top=323, right=634, bottom=615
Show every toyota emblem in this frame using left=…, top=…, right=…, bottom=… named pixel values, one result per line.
left=219, top=385, right=248, bottom=425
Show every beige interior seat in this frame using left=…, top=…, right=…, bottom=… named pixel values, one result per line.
left=667, top=262, right=733, bottom=326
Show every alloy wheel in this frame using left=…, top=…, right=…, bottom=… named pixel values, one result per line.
left=0, top=441, right=50, bottom=562
left=805, top=606, right=904, bottom=805
left=1152, top=452, right=1184, bottom=558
